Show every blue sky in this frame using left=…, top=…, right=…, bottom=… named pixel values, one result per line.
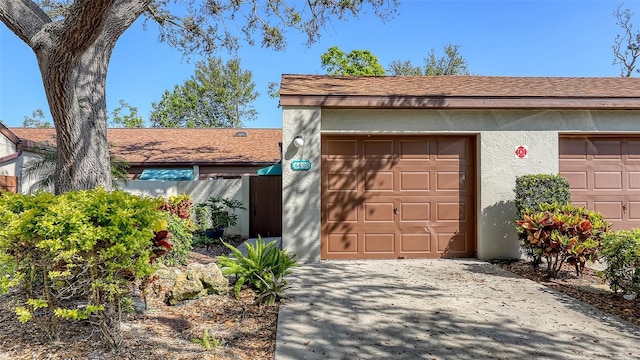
left=0, top=0, right=631, bottom=129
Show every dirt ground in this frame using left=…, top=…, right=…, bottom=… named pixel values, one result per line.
left=1, top=252, right=637, bottom=359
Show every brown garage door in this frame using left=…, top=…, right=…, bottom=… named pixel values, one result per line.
left=321, top=135, right=475, bottom=259
left=560, top=136, right=640, bottom=230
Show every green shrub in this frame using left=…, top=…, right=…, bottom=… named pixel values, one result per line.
left=514, top=174, right=571, bottom=215
left=158, top=213, right=193, bottom=266
left=599, top=230, right=640, bottom=295
left=217, top=236, right=297, bottom=302
left=0, top=189, right=164, bottom=350
left=516, top=203, right=610, bottom=277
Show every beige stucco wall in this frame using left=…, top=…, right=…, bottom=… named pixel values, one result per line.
left=117, top=178, right=250, bottom=239
left=282, top=107, right=322, bottom=263
left=0, top=132, right=18, bottom=178
left=283, top=107, right=640, bottom=262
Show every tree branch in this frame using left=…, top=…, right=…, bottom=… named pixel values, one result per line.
left=0, top=0, right=50, bottom=46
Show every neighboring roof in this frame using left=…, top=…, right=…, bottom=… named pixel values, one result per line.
left=279, top=75, right=640, bottom=109
left=10, top=128, right=282, bottom=165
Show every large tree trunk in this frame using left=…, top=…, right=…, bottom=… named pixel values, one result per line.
left=0, top=0, right=151, bottom=194
left=39, top=40, right=113, bottom=194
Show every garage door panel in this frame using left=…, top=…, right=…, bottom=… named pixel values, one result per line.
left=560, top=136, right=640, bottom=231
left=326, top=202, right=358, bottom=223
left=559, top=138, right=588, bottom=159
left=629, top=202, right=640, bottom=221
left=437, top=203, right=467, bottom=222
left=400, top=171, right=430, bottom=191
left=364, top=171, right=394, bottom=191
left=400, top=234, right=431, bottom=253
left=322, top=135, right=475, bottom=259
left=400, top=203, right=431, bottom=222
left=592, top=140, right=622, bottom=159
left=364, top=202, right=395, bottom=222
left=327, top=233, right=358, bottom=254
left=629, top=172, right=640, bottom=189
left=594, top=201, right=623, bottom=221
left=437, top=232, right=468, bottom=253
left=563, top=171, right=588, bottom=190
left=400, top=140, right=430, bottom=159
left=327, top=172, right=358, bottom=191
left=593, top=171, right=623, bottom=190
left=325, top=140, right=358, bottom=159
left=364, top=233, right=395, bottom=253
left=363, top=140, right=394, bottom=159
left=626, top=141, right=640, bottom=159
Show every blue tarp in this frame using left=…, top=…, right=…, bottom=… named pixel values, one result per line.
left=139, top=169, right=194, bottom=181
left=257, top=163, right=282, bottom=176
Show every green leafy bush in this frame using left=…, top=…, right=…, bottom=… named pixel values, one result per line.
left=514, top=174, right=571, bottom=215
left=0, top=189, right=164, bottom=350
left=599, top=230, right=640, bottom=295
left=217, top=237, right=297, bottom=302
left=516, top=203, right=610, bottom=277
left=157, top=195, right=194, bottom=266
left=195, top=196, right=246, bottom=230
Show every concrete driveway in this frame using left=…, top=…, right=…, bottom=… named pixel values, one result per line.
left=275, top=259, right=640, bottom=359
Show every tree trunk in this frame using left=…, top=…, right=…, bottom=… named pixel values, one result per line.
left=39, top=42, right=113, bottom=194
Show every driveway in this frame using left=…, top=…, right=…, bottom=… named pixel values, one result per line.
left=275, top=259, right=640, bottom=359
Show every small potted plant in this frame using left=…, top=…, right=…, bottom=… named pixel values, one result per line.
left=196, top=196, right=246, bottom=239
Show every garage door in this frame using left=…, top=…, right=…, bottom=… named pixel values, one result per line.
left=559, top=136, right=640, bottom=230
left=321, top=135, right=475, bottom=259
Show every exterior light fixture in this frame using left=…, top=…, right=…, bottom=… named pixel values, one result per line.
left=293, top=135, right=304, bottom=148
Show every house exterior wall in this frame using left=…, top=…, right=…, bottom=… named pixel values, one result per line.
left=282, top=107, right=322, bottom=263
left=0, top=132, right=17, bottom=178
left=282, top=107, right=640, bottom=262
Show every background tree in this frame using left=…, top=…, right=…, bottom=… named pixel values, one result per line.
left=0, top=0, right=398, bottom=194
left=150, top=57, right=257, bottom=128
left=23, top=108, right=52, bottom=128
left=613, top=4, right=640, bottom=77
left=320, top=46, right=386, bottom=76
left=388, top=43, right=470, bottom=76
left=109, top=99, right=145, bottom=128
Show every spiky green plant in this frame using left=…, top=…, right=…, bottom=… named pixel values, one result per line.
left=217, top=236, right=297, bottom=298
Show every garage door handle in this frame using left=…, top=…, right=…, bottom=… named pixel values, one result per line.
left=623, top=204, right=627, bottom=214
left=394, top=208, right=399, bottom=215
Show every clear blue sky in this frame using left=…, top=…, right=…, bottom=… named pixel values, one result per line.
left=0, top=0, right=630, bottom=129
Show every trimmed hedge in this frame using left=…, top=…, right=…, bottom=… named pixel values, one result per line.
left=514, top=174, right=571, bottom=214
left=599, top=230, right=640, bottom=295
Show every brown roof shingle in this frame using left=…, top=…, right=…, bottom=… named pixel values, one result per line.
left=279, top=75, right=640, bottom=109
left=10, top=128, right=282, bottom=165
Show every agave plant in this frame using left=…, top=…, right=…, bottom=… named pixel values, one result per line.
left=22, top=143, right=129, bottom=193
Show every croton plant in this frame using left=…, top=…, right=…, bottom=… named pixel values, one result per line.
left=516, top=203, right=611, bottom=277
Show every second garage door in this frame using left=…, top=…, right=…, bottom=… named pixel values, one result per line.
left=560, top=136, right=640, bottom=230
left=321, top=135, right=475, bottom=260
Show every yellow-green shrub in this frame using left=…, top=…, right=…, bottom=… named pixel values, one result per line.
left=0, top=189, right=164, bottom=350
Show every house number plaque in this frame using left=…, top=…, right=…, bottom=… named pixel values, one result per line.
left=291, top=160, right=312, bottom=171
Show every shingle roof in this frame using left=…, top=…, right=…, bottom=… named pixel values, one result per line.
left=10, top=128, right=282, bottom=165
left=279, top=75, right=640, bottom=109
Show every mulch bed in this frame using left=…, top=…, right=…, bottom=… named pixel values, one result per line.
left=0, top=239, right=279, bottom=360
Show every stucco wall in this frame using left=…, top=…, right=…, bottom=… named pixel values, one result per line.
left=116, top=178, right=250, bottom=238
left=282, top=107, right=322, bottom=263
left=283, top=107, right=640, bottom=262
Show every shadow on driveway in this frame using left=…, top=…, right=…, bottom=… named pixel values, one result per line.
left=276, top=259, right=640, bottom=359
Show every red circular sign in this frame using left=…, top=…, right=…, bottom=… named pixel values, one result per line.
left=515, top=146, right=528, bottom=159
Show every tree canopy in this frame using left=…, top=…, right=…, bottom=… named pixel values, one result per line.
left=388, top=44, right=470, bottom=76
left=150, top=57, right=258, bottom=128
left=0, top=0, right=398, bottom=193
left=320, top=46, right=386, bottom=76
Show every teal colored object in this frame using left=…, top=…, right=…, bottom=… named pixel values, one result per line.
left=257, top=163, right=282, bottom=176
left=139, top=169, right=194, bottom=181
left=291, top=160, right=312, bottom=171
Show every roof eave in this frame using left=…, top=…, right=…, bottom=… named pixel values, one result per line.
left=279, top=95, right=640, bottom=110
